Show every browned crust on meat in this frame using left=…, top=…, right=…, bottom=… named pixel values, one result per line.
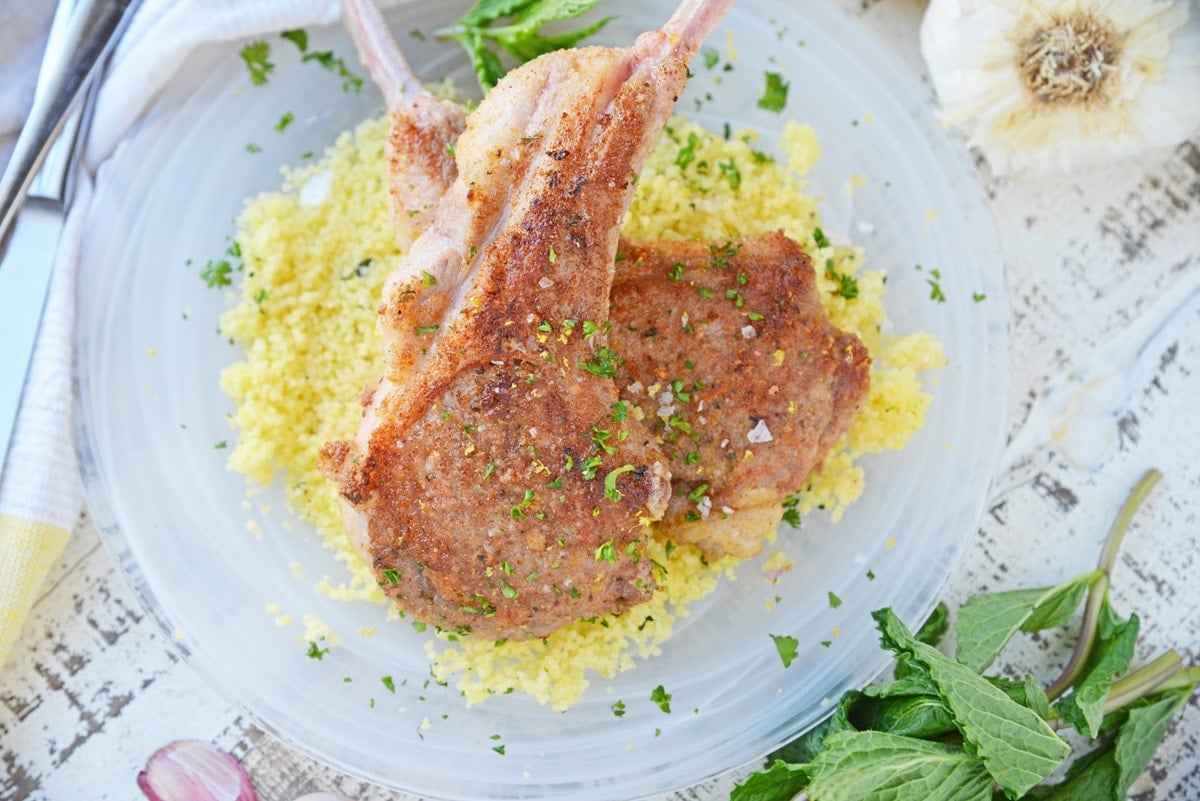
left=319, top=45, right=690, bottom=639
left=609, top=232, right=871, bottom=557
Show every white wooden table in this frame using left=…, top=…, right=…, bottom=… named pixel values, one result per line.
left=3, top=1, right=1198, bottom=798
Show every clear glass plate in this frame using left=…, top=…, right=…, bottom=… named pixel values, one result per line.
left=75, top=1, right=1009, bottom=798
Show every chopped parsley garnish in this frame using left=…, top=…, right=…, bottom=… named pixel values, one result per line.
left=707, top=240, right=742, bottom=270
left=928, top=278, right=947, bottom=303
left=492, top=744, right=506, bottom=755
left=675, top=132, right=700, bottom=170
left=239, top=41, right=274, bottom=86
left=611, top=700, right=627, bottom=717
left=382, top=568, right=402, bottom=585
left=280, top=29, right=308, bottom=52
left=509, top=489, right=535, bottom=520
left=500, top=581, right=519, bottom=599
left=687, top=483, right=709, bottom=504
left=771, top=633, right=799, bottom=668
left=595, top=540, right=616, bottom=563
left=703, top=47, right=720, bottom=70
left=483, top=461, right=496, bottom=478
left=684, top=451, right=701, bottom=465
left=580, top=346, right=624, bottom=378
left=201, top=259, right=234, bottom=288
left=245, top=143, right=262, bottom=154
left=302, top=50, right=364, bottom=92
left=420, top=270, right=438, bottom=287
left=718, top=157, right=741, bottom=190
left=650, top=684, right=672, bottom=713
left=812, top=227, right=831, bottom=249
left=756, top=71, right=790, bottom=112
left=973, top=292, right=987, bottom=302
left=827, top=591, right=843, bottom=609
left=306, top=641, right=329, bottom=660
left=213, top=440, right=227, bottom=450
left=381, top=675, right=396, bottom=693
left=610, top=401, right=629, bottom=422
left=414, top=325, right=440, bottom=335
left=667, top=261, right=685, bottom=281
left=603, top=464, right=636, bottom=502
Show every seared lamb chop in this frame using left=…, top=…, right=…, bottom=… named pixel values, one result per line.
left=609, top=234, right=871, bottom=558
left=344, top=0, right=464, bottom=250
left=322, top=0, right=737, bottom=639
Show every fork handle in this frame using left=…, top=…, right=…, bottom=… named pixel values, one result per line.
left=0, top=0, right=142, bottom=244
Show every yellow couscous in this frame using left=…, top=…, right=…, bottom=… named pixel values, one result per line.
left=219, top=114, right=945, bottom=710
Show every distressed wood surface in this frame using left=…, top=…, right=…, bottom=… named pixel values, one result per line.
left=3, top=0, right=1198, bottom=797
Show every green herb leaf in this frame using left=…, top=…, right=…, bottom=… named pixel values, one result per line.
left=954, top=570, right=1099, bottom=673
left=847, top=689, right=957, bottom=740
left=1054, top=602, right=1139, bottom=737
left=916, top=602, right=950, bottom=647
left=239, top=41, right=273, bottom=85
left=730, top=759, right=809, bottom=801
left=280, top=29, right=308, bottom=52
left=437, top=0, right=610, bottom=91
left=1039, top=688, right=1190, bottom=801
left=805, top=730, right=992, bottom=801
left=875, top=609, right=1071, bottom=798
left=603, top=464, right=635, bottom=502
left=756, top=71, right=789, bottom=112
left=771, top=634, right=799, bottom=668
left=650, top=684, right=672, bottom=713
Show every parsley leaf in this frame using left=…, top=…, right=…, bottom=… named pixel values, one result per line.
left=771, top=634, right=799, bottom=668
left=239, top=41, right=273, bottom=85
left=650, top=684, right=672, bottom=713
left=756, top=71, right=789, bottom=112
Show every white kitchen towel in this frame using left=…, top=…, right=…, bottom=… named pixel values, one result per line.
left=0, top=0, right=417, bottom=668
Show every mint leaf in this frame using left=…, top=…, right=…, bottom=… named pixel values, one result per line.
left=730, top=759, right=809, bottom=801
left=875, top=609, right=1070, bottom=799
left=438, top=0, right=610, bottom=91
left=1039, top=688, right=1190, bottom=801
left=768, top=694, right=857, bottom=765
left=805, top=730, right=992, bottom=801
left=846, top=690, right=957, bottom=740
left=1054, top=603, right=1139, bottom=737
left=916, top=601, right=950, bottom=646
left=1023, top=674, right=1051, bottom=719
left=955, top=571, right=1099, bottom=673
left=459, top=0, right=539, bottom=27
left=1111, top=688, right=1190, bottom=797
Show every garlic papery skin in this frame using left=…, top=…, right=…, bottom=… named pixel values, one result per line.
left=920, top=0, right=1200, bottom=175
left=137, top=740, right=259, bottom=801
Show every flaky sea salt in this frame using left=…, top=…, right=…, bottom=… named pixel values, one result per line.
left=747, top=419, right=773, bottom=443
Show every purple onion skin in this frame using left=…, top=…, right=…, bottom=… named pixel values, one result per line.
left=137, top=739, right=260, bottom=801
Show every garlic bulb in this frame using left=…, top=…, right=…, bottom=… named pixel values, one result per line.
left=920, top=0, right=1200, bottom=174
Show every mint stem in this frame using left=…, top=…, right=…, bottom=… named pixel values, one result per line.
left=1044, top=469, right=1162, bottom=702
left=1101, top=650, right=1181, bottom=715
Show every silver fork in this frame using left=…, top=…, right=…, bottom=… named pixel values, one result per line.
left=0, top=0, right=140, bottom=477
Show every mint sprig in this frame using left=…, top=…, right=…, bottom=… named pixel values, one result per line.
left=436, top=0, right=612, bottom=91
left=736, top=469, right=1199, bottom=801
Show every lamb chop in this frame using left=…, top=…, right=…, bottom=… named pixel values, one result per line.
left=322, top=0, right=737, bottom=639
left=343, top=0, right=464, bottom=251
left=609, top=234, right=871, bottom=558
